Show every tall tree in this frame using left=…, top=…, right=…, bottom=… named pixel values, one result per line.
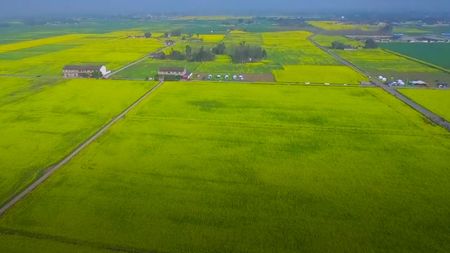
left=91, top=71, right=103, bottom=79
left=331, top=41, right=349, bottom=49
left=230, top=43, right=266, bottom=63
left=168, top=49, right=185, bottom=60
left=364, top=39, right=378, bottom=49
left=185, top=45, right=192, bottom=59
left=212, top=42, right=226, bottom=55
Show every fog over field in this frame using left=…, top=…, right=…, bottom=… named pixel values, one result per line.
left=1, top=0, right=450, bottom=17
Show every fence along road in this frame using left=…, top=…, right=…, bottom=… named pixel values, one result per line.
left=0, top=81, right=165, bottom=216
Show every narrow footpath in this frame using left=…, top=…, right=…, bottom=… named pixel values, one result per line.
left=0, top=81, right=165, bottom=216
left=104, top=42, right=174, bottom=79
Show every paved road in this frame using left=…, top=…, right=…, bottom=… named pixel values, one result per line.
left=309, top=35, right=450, bottom=132
left=379, top=86, right=450, bottom=131
left=0, top=81, right=165, bottom=217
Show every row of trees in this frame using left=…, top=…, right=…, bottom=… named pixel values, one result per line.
left=211, top=41, right=268, bottom=63
left=212, top=42, right=226, bottom=54
left=186, top=46, right=215, bottom=61
left=164, top=46, right=216, bottom=62
left=364, top=39, right=378, bottom=49
left=159, top=41, right=267, bottom=63
left=331, top=39, right=377, bottom=50
left=331, top=41, right=352, bottom=50
left=230, top=42, right=267, bottom=63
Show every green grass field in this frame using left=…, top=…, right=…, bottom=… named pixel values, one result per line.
left=380, top=43, right=450, bottom=70
left=0, top=82, right=449, bottom=253
left=0, top=78, right=154, bottom=205
left=399, top=89, right=450, bottom=121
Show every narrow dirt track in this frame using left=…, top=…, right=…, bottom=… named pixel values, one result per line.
left=309, top=35, right=450, bottom=132
left=0, top=81, right=164, bottom=217
left=104, top=42, right=174, bottom=79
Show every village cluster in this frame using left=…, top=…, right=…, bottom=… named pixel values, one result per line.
left=62, top=62, right=251, bottom=82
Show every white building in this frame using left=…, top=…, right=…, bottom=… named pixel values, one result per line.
left=63, top=65, right=110, bottom=78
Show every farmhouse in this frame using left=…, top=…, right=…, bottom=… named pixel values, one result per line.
left=158, top=67, right=192, bottom=80
left=63, top=65, right=110, bottom=78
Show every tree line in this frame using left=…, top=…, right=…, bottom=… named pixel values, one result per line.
left=229, top=42, right=267, bottom=63
left=156, top=41, right=267, bottom=63
left=331, top=39, right=377, bottom=50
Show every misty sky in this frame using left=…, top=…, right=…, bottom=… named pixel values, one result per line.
left=1, top=0, right=450, bottom=17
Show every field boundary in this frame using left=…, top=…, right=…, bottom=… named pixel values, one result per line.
left=0, top=227, right=162, bottom=253
left=0, top=81, right=165, bottom=216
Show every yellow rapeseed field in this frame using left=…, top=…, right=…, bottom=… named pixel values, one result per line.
left=0, top=32, right=164, bottom=76
left=0, top=34, right=86, bottom=53
left=273, top=65, right=368, bottom=84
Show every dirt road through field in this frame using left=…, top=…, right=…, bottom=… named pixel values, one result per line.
left=104, top=42, right=174, bottom=79
left=0, top=81, right=165, bottom=216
